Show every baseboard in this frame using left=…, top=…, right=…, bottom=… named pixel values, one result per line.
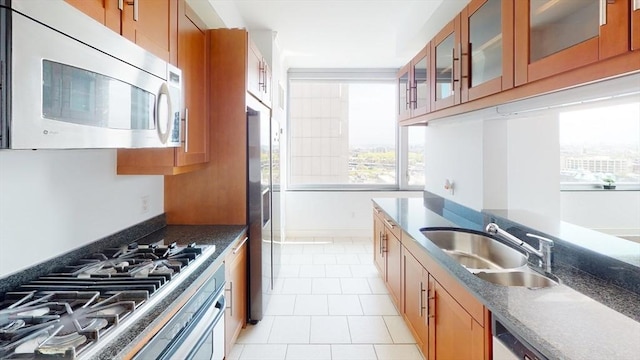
left=284, top=229, right=371, bottom=239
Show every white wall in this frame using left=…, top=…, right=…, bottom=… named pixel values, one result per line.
left=425, top=118, right=484, bottom=210
left=424, top=110, right=560, bottom=217
left=284, top=191, right=422, bottom=237
left=0, top=150, right=163, bottom=278
left=506, top=113, right=560, bottom=218
left=561, top=191, right=640, bottom=238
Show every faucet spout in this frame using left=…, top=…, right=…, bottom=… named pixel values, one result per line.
left=485, top=223, right=554, bottom=272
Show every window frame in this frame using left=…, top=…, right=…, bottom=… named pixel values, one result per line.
left=286, top=69, right=424, bottom=191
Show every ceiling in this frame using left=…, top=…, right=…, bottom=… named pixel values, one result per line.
left=193, top=0, right=469, bottom=69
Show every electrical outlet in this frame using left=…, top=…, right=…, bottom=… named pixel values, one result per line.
left=141, top=195, right=150, bottom=214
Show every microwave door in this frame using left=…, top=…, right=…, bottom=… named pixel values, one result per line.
left=6, top=1, right=179, bottom=149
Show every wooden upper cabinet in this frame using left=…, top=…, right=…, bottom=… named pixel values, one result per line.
left=121, top=0, right=178, bottom=64
left=248, top=40, right=272, bottom=107
left=431, top=17, right=461, bottom=111
left=65, top=0, right=121, bottom=33
left=397, top=46, right=431, bottom=121
left=460, top=0, right=514, bottom=102
left=633, top=0, right=640, bottom=51
left=117, top=0, right=208, bottom=175
left=175, top=0, right=209, bottom=167
left=514, top=0, right=630, bottom=86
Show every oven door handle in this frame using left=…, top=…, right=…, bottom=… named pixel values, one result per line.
left=160, top=292, right=226, bottom=360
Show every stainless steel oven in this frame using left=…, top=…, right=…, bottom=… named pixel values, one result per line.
left=134, top=264, right=226, bottom=360
left=0, top=0, right=182, bottom=149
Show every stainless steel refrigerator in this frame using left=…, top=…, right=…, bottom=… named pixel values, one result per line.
left=247, top=95, right=280, bottom=322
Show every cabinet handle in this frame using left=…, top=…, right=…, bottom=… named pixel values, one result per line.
left=599, top=0, right=614, bottom=26
left=381, top=233, right=387, bottom=253
left=428, top=291, right=436, bottom=319
left=227, top=281, right=233, bottom=316
left=410, top=84, right=417, bottom=108
left=451, top=48, right=459, bottom=96
left=233, top=236, right=249, bottom=254
left=183, top=108, right=189, bottom=153
left=126, top=0, right=138, bottom=21
left=419, top=281, right=426, bottom=317
left=118, top=0, right=123, bottom=11
left=258, top=61, right=266, bottom=92
left=383, top=219, right=395, bottom=229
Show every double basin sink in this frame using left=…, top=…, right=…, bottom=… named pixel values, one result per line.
left=421, top=228, right=558, bottom=289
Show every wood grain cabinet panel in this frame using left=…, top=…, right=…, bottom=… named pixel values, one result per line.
left=429, top=277, right=485, bottom=360
left=514, top=0, right=630, bottom=86
left=373, top=208, right=490, bottom=360
left=121, top=0, right=178, bottom=64
left=225, top=234, right=248, bottom=358
left=65, top=0, right=120, bottom=33
left=397, top=45, right=430, bottom=122
left=403, top=249, right=429, bottom=355
left=460, top=0, right=514, bottom=102
left=117, top=0, right=209, bottom=175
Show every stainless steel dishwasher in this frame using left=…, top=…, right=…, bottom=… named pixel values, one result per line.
left=493, top=317, right=548, bottom=360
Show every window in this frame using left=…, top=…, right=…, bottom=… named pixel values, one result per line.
left=288, top=70, right=424, bottom=190
left=559, top=96, right=640, bottom=189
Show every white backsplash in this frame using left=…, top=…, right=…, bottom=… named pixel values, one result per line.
left=0, top=149, right=163, bottom=278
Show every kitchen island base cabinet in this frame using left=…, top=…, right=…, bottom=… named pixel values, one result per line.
left=372, top=207, right=402, bottom=308
left=429, top=277, right=485, bottom=360
left=403, top=250, right=429, bottom=355
left=224, top=234, right=248, bottom=358
left=373, top=205, right=489, bottom=360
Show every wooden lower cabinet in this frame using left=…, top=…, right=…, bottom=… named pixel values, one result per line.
left=373, top=209, right=385, bottom=274
left=385, top=230, right=402, bottom=306
left=402, top=250, right=429, bottom=355
left=373, top=206, right=489, bottom=360
left=429, top=276, right=485, bottom=360
left=372, top=208, right=402, bottom=307
left=224, top=234, right=248, bottom=357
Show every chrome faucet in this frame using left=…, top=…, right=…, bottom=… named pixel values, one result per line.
left=485, top=223, right=554, bottom=273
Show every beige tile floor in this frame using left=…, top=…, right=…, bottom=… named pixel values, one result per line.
left=227, top=236, right=425, bottom=360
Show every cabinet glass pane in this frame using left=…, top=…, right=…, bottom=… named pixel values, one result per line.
left=398, top=72, right=409, bottom=114
left=414, top=57, right=428, bottom=109
left=530, top=0, right=599, bottom=62
left=435, top=34, right=454, bottom=100
left=470, top=0, right=502, bottom=87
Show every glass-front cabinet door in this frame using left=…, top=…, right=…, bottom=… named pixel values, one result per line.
left=397, top=64, right=411, bottom=121
left=411, top=46, right=430, bottom=117
left=460, top=0, right=513, bottom=102
left=432, top=18, right=460, bottom=111
left=515, top=0, right=630, bottom=86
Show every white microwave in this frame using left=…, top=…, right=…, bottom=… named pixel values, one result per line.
left=0, top=0, right=182, bottom=149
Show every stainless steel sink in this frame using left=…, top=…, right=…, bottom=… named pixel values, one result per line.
left=421, top=228, right=559, bottom=288
left=421, top=229, right=528, bottom=270
left=474, top=271, right=559, bottom=289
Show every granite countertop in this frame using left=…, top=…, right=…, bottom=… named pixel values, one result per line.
left=373, top=197, right=640, bottom=360
left=92, top=225, right=247, bottom=360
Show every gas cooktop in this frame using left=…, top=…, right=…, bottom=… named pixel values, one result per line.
left=0, top=241, right=209, bottom=359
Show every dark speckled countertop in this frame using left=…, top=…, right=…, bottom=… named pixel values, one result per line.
left=373, top=198, right=640, bottom=360
left=93, top=225, right=247, bottom=360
